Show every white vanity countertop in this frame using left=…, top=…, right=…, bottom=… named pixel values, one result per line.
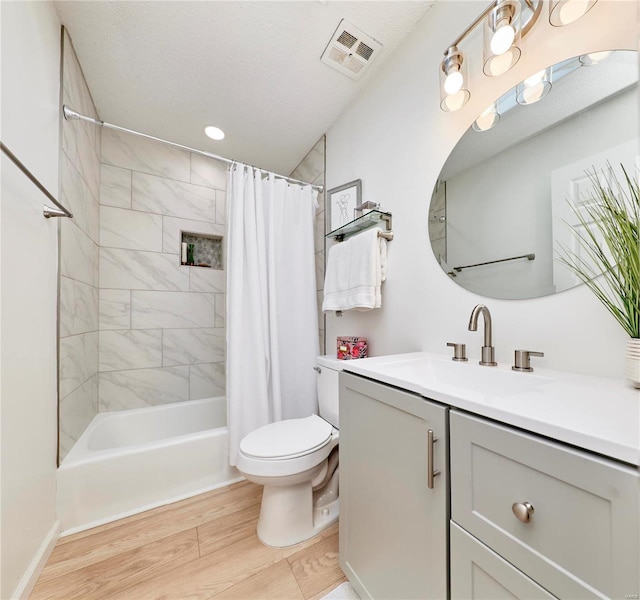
left=341, top=352, right=639, bottom=466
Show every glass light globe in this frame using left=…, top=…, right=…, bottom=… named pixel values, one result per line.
left=558, top=0, right=589, bottom=24
left=524, top=69, right=546, bottom=87
left=490, top=23, right=516, bottom=55
left=444, top=70, right=463, bottom=95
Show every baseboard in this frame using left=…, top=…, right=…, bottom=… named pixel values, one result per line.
left=11, top=519, right=60, bottom=600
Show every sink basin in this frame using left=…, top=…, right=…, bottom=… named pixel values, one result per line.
left=362, top=355, right=554, bottom=398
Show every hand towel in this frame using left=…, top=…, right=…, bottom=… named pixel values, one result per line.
left=322, top=227, right=388, bottom=312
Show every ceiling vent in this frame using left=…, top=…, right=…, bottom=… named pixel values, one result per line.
left=321, top=19, right=383, bottom=80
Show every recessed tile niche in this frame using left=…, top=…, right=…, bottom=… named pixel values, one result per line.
left=181, top=232, right=223, bottom=269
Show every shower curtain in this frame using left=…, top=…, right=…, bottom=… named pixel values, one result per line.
left=226, top=166, right=320, bottom=466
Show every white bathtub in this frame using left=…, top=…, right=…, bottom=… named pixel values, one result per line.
left=57, top=397, right=242, bottom=535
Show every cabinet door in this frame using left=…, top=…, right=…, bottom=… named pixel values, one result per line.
left=339, top=372, right=448, bottom=600
left=451, top=522, right=557, bottom=600
left=450, top=410, right=640, bottom=599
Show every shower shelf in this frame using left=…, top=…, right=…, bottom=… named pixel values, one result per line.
left=326, top=210, right=393, bottom=242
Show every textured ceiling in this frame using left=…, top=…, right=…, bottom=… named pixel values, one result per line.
left=54, top=1, right=434, bottom=176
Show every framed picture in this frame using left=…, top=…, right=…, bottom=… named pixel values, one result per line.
left=327, top=179, right=361, bottom=231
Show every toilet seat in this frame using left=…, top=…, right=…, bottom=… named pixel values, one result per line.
left=240, top=415, right=333, bottom=460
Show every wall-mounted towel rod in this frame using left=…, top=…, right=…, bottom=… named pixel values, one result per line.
left=450, top=253, right=535, bottom=275
left=1, top=141, right=73, bottom=219
left=378, top=231, right=394, bottom=241
left=63, top=105, right=323, bottom=192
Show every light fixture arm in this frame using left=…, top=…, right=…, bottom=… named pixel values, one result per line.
left=445, top=0, right=542, bottom=55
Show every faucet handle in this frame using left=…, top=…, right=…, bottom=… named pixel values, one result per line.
left=512, top=350, right=544, bottom=372
left=447, top=342, right=468, bottom=362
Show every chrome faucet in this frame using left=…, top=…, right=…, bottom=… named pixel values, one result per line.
left=468, top=304, right=497, bottom=366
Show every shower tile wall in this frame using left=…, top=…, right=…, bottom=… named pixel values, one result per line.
left=290, top=136, right=326, bottom=354
left=98, top=128, right=227, bottom=411
left=58, top=30, right=101, bottom=461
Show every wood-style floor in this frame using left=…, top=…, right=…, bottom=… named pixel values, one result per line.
left=30, top=481, right=346, bottom=600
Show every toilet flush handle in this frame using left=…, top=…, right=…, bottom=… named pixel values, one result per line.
left=313, top=366, right=321, bottom=373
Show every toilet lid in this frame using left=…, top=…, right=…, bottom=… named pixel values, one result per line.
left=240, top=415, right=333, bottom=459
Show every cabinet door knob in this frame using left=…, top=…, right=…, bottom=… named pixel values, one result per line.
left=512, top=502, right=535, bottom=523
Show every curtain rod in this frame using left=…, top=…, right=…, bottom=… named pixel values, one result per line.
left=63, top=105, right=324, bottom=192
left=1, top=141, right=73, bottom=218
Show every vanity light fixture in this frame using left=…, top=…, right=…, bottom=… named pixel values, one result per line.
left=516, top=67, right=552, bottom=104
left=204, top=125, right=225, bottom=141
left=483, top=0, right=522, bottom=77
left=440, top=45, right=471, bottom=112
left=549, top=0, right=599, bottom=27
left=439, top=0, right=543, bottom=112
left=472, top=103, right=501, bottom=131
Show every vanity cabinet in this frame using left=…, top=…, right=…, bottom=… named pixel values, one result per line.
left=339, top=372, right=448, bottom=600
left=450, top=411, right=640, bottom=600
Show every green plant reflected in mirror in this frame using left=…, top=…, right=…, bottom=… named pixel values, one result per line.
left=428, top=49, right=638, bottom=300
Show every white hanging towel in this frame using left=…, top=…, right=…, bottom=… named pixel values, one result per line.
left=322, top=227, right=388, bottom=312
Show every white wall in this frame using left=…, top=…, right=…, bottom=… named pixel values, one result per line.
left=0, top=2, right=61, bottom=598
left=326, top=1, right=636, bottom=378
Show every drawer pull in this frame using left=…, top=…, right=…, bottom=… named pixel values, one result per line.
left=427, top=429, right=440, bottom=489
left=512, top=502, right=535, bottom=523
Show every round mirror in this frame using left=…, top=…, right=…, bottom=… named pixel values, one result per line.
left=429, top=50, right=638, bottom=300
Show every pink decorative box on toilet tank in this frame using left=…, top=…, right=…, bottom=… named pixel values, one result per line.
left=337, top=337, right=368, bottom=360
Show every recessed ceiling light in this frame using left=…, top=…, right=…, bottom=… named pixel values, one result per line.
left=204, top=125, right=225, bottom=141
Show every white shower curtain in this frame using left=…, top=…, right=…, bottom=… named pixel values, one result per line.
left=226, top=166, right=320, bottom=466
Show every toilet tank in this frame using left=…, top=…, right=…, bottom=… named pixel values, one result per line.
left=316, top=355, right=346, bottom=428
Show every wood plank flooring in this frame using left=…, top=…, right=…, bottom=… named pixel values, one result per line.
left=30, top=481, right=346, bottom=600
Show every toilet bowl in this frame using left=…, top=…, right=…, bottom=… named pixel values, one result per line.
left=236, top=356, right=344, bottom=547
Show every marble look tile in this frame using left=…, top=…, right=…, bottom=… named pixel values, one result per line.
left=316, top=290, right=324, bottom=325
left=290, top=137, right=325, bottom=185
left=215, top=190, right=226, bottom=225
left=214, top=294, right=225, bottom=328
left=131, top=291, right=216, bottom=329
left=100, top=164, right=132, bottom=208
left=60, top=151, right=99, bottom=244
left=59, top=331, right=99, bottom=398
left=60, top=276, right=98, bottom=337
left=314, top=210, right=325, bottom=253
left=163, top=328, right=225, bottom=366
left=132, top=172, right=216, bottom=222
left=316, top=190, right=326, bottom=214
left=59, top=374, right=98, bottom=462
left=431, top=186, right=446, bottom=213
left=315, top=251, right=325, bottom=292
left=190, top=154, right=228, bottom=190
left=99, top=329, right=163, bottom=372
left=60, top=219, right=99, bottom=287
left=428, top=215, right=446, bottom=240
left=162, top=216, right=224, bottom=254
left=189, top=363, right=225, bottom=400
left=100, top=206, right=162, bottom=251
left=100, top=248, right=189, bottom=291
left=99, top=289, right=131, bottom=330
left=102, top=128, right=190, bottom=183
left=63, top=30, right=98, bottom=121
left=431, top=238, right=446, bottom=263
left=62, top=91, right=100, bottom=203
left=99, top=366, right=190, bottom=411
left=190, top=267, right=225, bottom=293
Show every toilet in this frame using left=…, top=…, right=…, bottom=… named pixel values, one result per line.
left=236, top=355, right=344, bottom=547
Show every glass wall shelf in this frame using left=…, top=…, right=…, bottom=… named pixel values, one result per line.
left=326, top=210, right=393, bottom=242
